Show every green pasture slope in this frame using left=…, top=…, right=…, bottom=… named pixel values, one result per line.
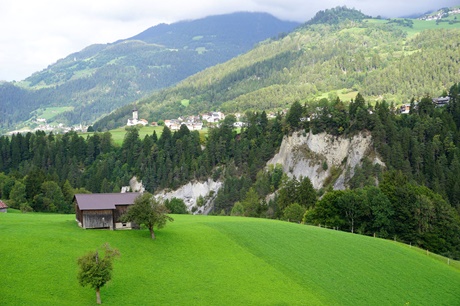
left=365, top=17, right=460, bottom=37
left=83, top=125, right=208, bottom=146
left=83, top=126, right=165, bottom=146
left=1, top=213, right=459, bottom=305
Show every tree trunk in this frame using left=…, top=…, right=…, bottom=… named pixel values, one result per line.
left=149, top=226, right=156, bottom=239
left=96, top=287, right=101, bottom=304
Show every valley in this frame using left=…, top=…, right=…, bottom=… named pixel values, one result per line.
left=1, top=5, right=460, bottom=305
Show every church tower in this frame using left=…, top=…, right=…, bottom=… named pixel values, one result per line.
left=132, top=107, right=138, bottom=121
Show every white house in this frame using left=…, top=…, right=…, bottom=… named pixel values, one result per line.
left=400, top=104, right=410, bottom=114
left=202, top=112, right=225, bottom=123
left=184, top=122, right=203, bottom=131
left=165, top=119, right=181, bottom=130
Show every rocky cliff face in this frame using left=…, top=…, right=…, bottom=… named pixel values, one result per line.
left=268, top=131, right=384, bottom=190
left=156, top=131, right=384, bottom=214
left=155, top=179, right=222, bottom=214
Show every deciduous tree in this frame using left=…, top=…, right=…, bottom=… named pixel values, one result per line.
left=77, top=243, right=120, bottom=305
left=283, top=203, right=305, bottom=223
left=165, top=198, right=188, bottom=214
left=121, top=192, right=174, bottom=239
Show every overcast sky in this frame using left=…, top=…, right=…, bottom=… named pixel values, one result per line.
left=0, top=0, right=458, bottom=82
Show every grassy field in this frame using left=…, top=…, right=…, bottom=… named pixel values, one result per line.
left=1, top=213, right=459, bottom=305
left=83, top=125, right=209, bottom=146
left=106, top=126, right=164, bottom=145
left=316, top=89, right=359, bottom=102
left=365, top=18, right=460, bottom=37
left=29, top=106, right=75, bottom=122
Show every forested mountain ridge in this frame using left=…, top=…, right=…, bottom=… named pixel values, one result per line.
left=302, top=6, right=371, bottom=26
left=0, top=12, right=299, bottom=134
left=93, top=6, right=460, bottom=130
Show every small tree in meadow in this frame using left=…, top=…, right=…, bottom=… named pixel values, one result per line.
left=77, top=243, right=120, bottom=305
left=121, top=192, right=174, bottom=239
left=283, top=203, right=306, bottom=223
left=165, top=197, right=188, bottom=214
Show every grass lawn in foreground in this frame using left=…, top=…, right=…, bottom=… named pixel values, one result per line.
left=1, top=213, right=459, bottom=305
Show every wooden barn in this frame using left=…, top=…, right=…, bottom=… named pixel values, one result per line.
left=0, top=200, right=8, bottom=213
left=74, top=193, right=141, bottom=230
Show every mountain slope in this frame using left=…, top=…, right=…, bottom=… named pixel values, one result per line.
left=0, top=12, right=299, bottom=133
left=94, top=7, right=460, bottom=130
left=1, top=213, right=459, bottom=305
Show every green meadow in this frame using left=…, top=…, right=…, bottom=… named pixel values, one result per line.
left=28, top=106, right=75, bottom=123
left=1, top=212, right=459, bottom=305
left=108, top=126, right=164, bottom=145
left=84, top=126, right=208, bottom=146
left=84, top=126, right=164, bottom=146
left=316, top=89, right=359, bottom=102
left=365, top=18, right=460, bottom=37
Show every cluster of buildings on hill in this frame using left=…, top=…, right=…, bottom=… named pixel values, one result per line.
left=399, top=96, right=450, bottom=114
left=164, top=112, right=226, bottom=131
left=6, top=119, right=87, bottom=136
left=419, top=8, right=460, bottom=21
left=126, top=107, right=288, bottom=130
left=126, top=107, right=228, bottom=130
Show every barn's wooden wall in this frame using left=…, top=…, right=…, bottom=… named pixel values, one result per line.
left=75, top=202, right=83, bottom=224
left=82, top=210, right=113, bottom=229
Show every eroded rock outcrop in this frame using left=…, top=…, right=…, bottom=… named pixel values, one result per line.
left=268, top=131, right=384, bottom=190
left=156, top=131, right=384, bottom=214
left=155, top=179, right=222, bottom=214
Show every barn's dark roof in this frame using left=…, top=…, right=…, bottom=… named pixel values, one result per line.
left=0, top=200, right=8, bottom=209
left=75, top=193, right=141, bottom=210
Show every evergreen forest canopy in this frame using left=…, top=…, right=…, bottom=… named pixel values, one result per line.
left=2, top=83, right=460, bottom=258
left=0, top=12, right=299, bottom=134
left=93, top=6, right=460, bottom=131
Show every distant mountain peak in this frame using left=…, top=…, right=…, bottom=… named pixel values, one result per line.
left=305, top=6, right=372, bottom=26
left=125, top=12, right=299, bottom=46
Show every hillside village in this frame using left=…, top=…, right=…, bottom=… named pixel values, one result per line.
left=127, top=107, right=228, bottom=130
left=419, top=7, right=460, bottom=21
left=399, top=96, right=450, bottom=114
left=125, top=107, right=282, bottom=130
left=5, top=96, right=451, bottom=136
left=125, top=95, right=451, bottom=129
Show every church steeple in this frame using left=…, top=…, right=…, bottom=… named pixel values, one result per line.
left=132, top=107, right=138, bottom=121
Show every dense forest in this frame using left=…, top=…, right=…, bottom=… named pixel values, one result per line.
left=2, top=83, right=460, bottom=258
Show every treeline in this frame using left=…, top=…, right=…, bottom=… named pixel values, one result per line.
left=0, top=111, right=284, bottom=214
